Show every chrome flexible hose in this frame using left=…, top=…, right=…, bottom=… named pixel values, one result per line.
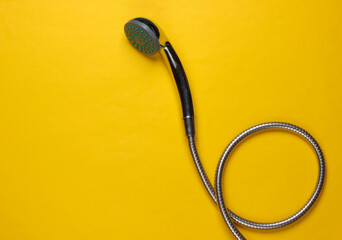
left=187, top=122, right=325, bottom=240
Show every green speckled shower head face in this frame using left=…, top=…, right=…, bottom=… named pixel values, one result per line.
left=124, top=18, right=161, bottom=55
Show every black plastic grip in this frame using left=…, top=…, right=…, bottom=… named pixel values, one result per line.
left=163, top=42, right=195, bottom=136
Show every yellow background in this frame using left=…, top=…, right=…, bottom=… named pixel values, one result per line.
left=0, top=1, right=341, bottom=239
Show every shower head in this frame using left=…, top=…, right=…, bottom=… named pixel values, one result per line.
left=124, top=18, right=162, bottom=55
left=124, top=17, right=195, bottom=136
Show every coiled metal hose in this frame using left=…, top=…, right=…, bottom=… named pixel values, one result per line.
left=187, top=122, right=325, bottom=240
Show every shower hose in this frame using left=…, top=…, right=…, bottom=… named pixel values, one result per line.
left=187, top=121, right=325, bottom=240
